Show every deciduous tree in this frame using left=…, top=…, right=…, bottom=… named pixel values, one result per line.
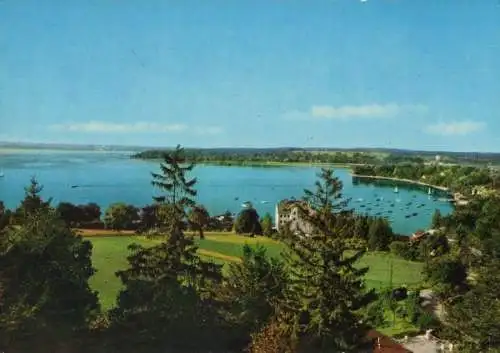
left=188, top=205, right=210, bottom=239
left=103, top=203, right=139, bottom=231
left=235, top=208, right=262, bottom=236
left=260, top=213, right=274, bottom=236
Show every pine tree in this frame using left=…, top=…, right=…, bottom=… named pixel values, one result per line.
left=110, top=145, right=227, bottom=352
left=279, top=168, right=376, bottom=352
left=151, top=144, right=197, bottom=241
left=14, top=177, right=52, bottom=222
left=0, top=184, right=98, bottom=351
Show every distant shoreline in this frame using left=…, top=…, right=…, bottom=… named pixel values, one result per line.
left=351, top=174, right=451, bottom=193
left=0, top=147, right=132, bottom=155
left=132, top=157, right=363, bottom=169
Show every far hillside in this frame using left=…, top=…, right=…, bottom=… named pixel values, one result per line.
left=131, top=147, right=500, bottom=166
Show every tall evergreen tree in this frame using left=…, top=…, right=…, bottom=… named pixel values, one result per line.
left=110, top=145, right=227, bottom=352
left=0, top=182, right=98, bottom=352
left=14, top=177, right=52, bottom=222
left=278, top=168, right=376, bottom=352
left=151, top=145, right=196, bottom=239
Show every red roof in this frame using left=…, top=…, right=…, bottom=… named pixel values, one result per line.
left=367, top=330, right=413, bottom=353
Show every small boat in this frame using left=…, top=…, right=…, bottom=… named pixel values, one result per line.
left=428, top=188, right=432, bottom=195
left=261, top=200, right=269, bottom=204
left=71, top=185, right=79, bottom=188
left=234, top=197, right=239, bottom=200
left=412, top=212, right=418, bottom=216
left=405, top=215, right=411, bottom=218
left=394, top=186, right=399, bottom=193
left=0, top=171, right=4, bottom=178
left=241, top=201, right=252, bottom=208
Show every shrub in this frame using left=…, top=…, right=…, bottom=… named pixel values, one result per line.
left=390, top=240, right=409, bottom=257
left=416, top=312, right=439, bottom=331
left=365, top=298, right=387, bottom=328
left=247, top=319, right=295, bottom=353
left=345, top=237, right=368, bottom=250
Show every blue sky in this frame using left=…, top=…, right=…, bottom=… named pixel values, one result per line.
left=1, top=0, right=500, bottom=151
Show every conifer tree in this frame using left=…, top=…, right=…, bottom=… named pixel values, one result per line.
left=110, top=145, right=226, bottom=352
left=279, top=168, right=376, bottom=352
left=151, top=144, right=196, bottom=240
left=14, top=177, right=52, bottom=222
left=0, top=181, right=98, bottom=352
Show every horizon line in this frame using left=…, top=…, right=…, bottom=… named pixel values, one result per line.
left=1, top=141, right=499, bottom=155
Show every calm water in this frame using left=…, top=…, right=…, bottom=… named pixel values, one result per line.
left=0, top=150, right=453, bottom=235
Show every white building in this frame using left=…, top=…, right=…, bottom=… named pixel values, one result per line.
left=275, top=199, right=314, bottom=235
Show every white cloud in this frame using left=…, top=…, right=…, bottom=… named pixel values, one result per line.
left=50, top=121, right=188, bottom=133
left=284, top=103, right=427, bottom=121
left=424, top=121, right=486, bottom=136
left=194, top=126, right=224, bottom=135
left=49, top=121, right=225, bottom=135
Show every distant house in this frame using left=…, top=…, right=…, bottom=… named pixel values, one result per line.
left=275, top=199, right=314, bottom=235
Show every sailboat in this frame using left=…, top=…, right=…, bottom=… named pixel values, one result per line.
left=394, top=186, right=399, bottom=193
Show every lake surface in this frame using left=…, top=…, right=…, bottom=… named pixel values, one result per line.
left=0, top=150, right=453, bottom=235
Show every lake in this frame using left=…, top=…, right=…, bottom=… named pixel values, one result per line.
left=0, top=149, right=453, bottom=235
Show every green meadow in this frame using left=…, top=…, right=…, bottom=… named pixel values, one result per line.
left=86, top=232, right=424, bottom=311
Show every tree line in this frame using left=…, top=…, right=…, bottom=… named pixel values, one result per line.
left=353, top=163, right=499, bottom=195
left=133, top=149, right=385, bottom=165
left=4, top=187, right=398, bottom=253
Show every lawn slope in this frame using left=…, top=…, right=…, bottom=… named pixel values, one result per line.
left=86, top=232, right=424, bottom=311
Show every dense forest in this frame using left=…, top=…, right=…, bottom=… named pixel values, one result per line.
left=1, top=145, right=499, bottom=352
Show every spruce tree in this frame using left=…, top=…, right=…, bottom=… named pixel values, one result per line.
left=151, top=144, right=196, bottom=240
left=14, top=177, right=52, bottom=223
left=0, top=181, right=98, bottom=352
left=279, top=168, right=376, bottom=352
left=110, top=145, right=226, bottom=352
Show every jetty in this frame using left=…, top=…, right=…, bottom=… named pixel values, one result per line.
left=351, top=174, right=450, bottom=192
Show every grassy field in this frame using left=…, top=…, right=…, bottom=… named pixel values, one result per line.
left=86, top=231, right=424, bottom=311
